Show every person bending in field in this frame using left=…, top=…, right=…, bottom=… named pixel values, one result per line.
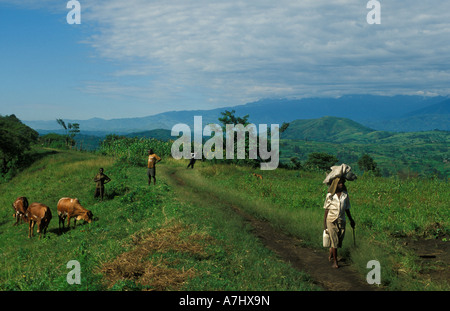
left=323, top=177, right=355, bottom=268
left=94, top=168, right=111, bottom=200
left=147, top=149, right=161, bottom=185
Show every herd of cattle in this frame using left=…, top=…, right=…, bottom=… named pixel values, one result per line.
left=12, top=196, right=94, bottom=239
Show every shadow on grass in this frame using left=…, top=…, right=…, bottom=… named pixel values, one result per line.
left=18, top=149, right=60, bottom=170
left=50, top=217, right=99, bottom=236
left=1, top=148, right=60, bottom=183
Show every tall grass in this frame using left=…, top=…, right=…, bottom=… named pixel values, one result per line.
left=183, top=161, right=449, bottom=290
left=2, top=146, right=447, bottom=290
left=0, top=149, right=319, bottom=291
left=98, top=137, right=172, bottom=167
left=0, top=150, right=115, bottom=290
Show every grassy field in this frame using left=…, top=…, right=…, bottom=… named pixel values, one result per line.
left=0, top=147, right=448, bottom=291
left=174, top=160, right=449, bottom=290
left=0, top=148, right=318, bottom=291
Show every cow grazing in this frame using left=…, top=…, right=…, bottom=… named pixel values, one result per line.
left=25, top=203, right=52, bottom=239
left=57, top=197, right=93, bottom=233
left=12, top=196, right=29, bottom=226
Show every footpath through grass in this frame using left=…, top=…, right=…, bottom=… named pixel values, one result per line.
left=0, top=149, right=318, bottom=291
left=171, top=160, right=449, bottom=291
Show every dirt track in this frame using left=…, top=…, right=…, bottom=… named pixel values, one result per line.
left=163, top=167, right=379, bottom=291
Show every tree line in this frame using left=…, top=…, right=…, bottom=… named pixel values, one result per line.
left=0, top=112, right=382, bottom=180
left=0, top=116, right=83, bottom=180
left=285, top=152, right=380, bottom=176
left=216, top=111, right=381, bottom=175
left=40, top=119, right=81, bottom=149
left=0, top=114, right=38, bottom=178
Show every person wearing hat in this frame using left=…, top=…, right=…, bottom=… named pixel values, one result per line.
left=323, top=176, right=355, bottom=268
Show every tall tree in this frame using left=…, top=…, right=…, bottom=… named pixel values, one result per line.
left=358, top=153, right=381, bottom=176
left=56, top=118, right=69, bottom=146
left=305, top=152, right=338, bottom=171
left=68, top=123, right=80, bottom=148
left=218, top=110, right=250, bottom=128
left=217, top=110, right=258, bottom=167
left=56, top=119, right=80, bottom=148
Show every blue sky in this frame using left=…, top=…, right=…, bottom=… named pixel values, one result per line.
left=1, top=1, right=450, bottom=121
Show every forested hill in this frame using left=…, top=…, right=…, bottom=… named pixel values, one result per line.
left=279, top=116, right=449, bottom=178
left=0, top=114, right=38, bottom=179
left=280, top=116, right=377, bottom=143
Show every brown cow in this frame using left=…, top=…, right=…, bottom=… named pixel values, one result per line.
left=25, top=203, right=52, bottom=239
left=57, top=197, right=93, bottom=233
left=12, top=196, right=29, bottom=226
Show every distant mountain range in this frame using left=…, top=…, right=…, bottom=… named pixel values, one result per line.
left=24, top=94, right=450, bottom=135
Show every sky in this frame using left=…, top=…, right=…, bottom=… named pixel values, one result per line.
left=1, top=0, right=450, bottom=121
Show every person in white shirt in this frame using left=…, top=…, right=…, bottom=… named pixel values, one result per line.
left=323, top=177, right=355, bottom=268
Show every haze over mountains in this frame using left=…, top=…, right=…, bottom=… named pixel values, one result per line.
left=24, top=94, right=450, bottom=135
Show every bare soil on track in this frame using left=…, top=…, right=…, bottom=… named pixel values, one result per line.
left=163, top=167, right=379, bottom=291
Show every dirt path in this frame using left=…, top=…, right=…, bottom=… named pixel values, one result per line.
left=162, top=167, right=379, bottom=291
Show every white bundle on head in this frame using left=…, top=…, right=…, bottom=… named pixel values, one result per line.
left=323, top=163, right=357, bottom=185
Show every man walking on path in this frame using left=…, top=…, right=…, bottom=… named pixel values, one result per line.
left=94, top=168, right=111, bottom=200
left=322, top=164, right=357, bottom=269
left=323, top=177, right=355, bottom=268
left=147, top=149, right=161, bottom=185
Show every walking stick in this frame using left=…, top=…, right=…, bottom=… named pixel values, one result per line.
left=352, top=227, right=356, bottom=247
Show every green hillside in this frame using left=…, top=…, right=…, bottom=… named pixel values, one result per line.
left=0, top=148, right=317, bottom=291
left=126, top=129, right=173, bottom=141
left=281, top=116, right=376, bottom=143
left=280, top=117, right=450, bottom=178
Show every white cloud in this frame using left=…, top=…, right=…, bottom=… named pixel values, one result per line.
left=81, top=0, right=450, bottom=106
left=5, top=0, right=450, bottom=112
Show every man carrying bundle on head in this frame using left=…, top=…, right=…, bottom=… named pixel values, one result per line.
left=322, top=164, right=357, bottom=269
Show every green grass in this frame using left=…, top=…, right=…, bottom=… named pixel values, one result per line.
left=184, top=160, right=449, bottom=290
left=1, top=147, right=448, bottom=291
left=0, top=148, right=318, bottom=291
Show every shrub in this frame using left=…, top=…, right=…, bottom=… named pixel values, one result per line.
left=304, top=152, right=338, bottom=171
